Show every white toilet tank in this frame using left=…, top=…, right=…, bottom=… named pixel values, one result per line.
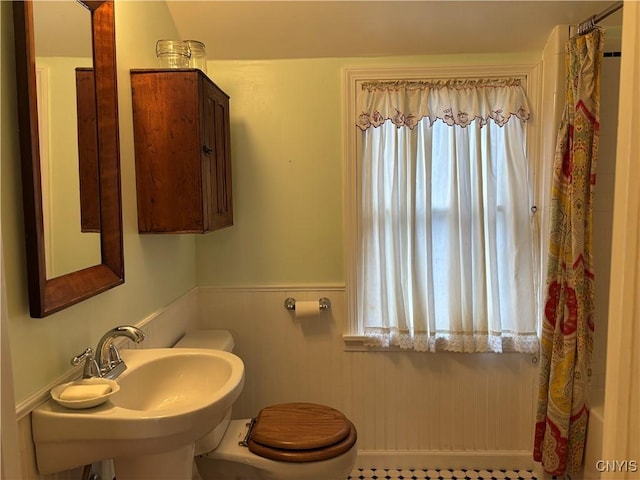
left=173, top=329, right=235, bottom=352
left=173, top=330, right=236, bottom=455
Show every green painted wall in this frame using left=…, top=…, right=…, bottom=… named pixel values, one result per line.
left=196, top=59, right=345, bottom=286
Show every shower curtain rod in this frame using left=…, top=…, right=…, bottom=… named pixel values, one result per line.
left=577, top=1, right=624, bottom=35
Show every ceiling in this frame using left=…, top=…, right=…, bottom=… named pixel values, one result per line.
left=166, top=1, right=624, bottom=60
left=32, top=1, right=624, bottom=59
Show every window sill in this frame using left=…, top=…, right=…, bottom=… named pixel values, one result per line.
left=343, top=335, right=540, bottom=362
left=343, top=335, right=431, bottom=352
left=343, top=335, right=372, bottom=351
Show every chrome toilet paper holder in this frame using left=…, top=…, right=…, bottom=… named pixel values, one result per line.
left=284, top=297, right=331, bottom=311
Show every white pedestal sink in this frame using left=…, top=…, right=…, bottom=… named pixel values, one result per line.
left=32, top=348, right=245, bottom=479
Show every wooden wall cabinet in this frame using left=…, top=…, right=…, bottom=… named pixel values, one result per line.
left=76, top=68, right=100, bottom=233
left=131, top=69, right=232, bottom=233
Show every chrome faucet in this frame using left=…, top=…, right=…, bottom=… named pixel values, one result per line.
left=95, top=325, right=146, bottom=379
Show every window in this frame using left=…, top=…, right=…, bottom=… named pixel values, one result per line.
left=344, top=66, right=541, bottom=353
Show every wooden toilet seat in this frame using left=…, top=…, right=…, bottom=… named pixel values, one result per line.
left=247, top=403, right=357, bottom=462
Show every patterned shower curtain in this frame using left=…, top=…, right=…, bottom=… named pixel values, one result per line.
left=533, top=28, right=604, bottom=476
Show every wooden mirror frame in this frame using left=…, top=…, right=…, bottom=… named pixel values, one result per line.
left=13, top=0, right=124, bottom=318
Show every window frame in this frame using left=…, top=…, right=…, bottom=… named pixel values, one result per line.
left=342, top=63, right=542, bottom=349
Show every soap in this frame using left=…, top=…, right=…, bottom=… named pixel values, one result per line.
left=59, top=383, right=111, bottom=401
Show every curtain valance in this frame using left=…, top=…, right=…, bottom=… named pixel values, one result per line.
left=356, top=78, right=531, bottom=130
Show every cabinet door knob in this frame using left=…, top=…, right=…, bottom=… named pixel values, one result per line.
left=203, top=145, right=213, bottom=155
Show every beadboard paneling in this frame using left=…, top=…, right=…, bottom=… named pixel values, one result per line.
left=197, top=286, right=538, bottom=469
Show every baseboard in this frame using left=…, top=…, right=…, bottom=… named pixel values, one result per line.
left=354, top=450, right=535, bottom=471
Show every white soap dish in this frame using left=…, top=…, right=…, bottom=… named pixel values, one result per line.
left=51, top=378, right=120, bottom=409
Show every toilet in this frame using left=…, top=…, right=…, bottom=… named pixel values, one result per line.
left=173, top=330, right=358, bottom=480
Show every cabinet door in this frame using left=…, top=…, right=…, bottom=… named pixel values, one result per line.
left=203, top=81, right=233, bottom=230
left=132, top=72, right=205, bottom=232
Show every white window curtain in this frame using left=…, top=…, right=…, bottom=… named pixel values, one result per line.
left=356, top=78, right=539, bottom=353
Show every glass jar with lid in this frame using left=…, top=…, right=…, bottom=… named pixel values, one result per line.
left=156, top=40, right=190, bottom=69
left=186, top=40, right=207, bottom=73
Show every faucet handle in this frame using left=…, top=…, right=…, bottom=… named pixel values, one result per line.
left=71, top=347, right=101, bottom=378
left=107, top=343, right=123, bottom=368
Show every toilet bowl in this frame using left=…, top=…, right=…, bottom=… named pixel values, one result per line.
left=173, top=330, right=358, bottom=480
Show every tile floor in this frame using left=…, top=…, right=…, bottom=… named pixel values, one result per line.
left=347, top=468, right=537, bottom=480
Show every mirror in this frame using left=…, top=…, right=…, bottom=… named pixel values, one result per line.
left=13, top=0, right=124, bottom=318
left=32, top=1, right=101, bottom=278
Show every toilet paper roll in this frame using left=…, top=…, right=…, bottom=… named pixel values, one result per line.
left=295, top=301, right=320, bottom=319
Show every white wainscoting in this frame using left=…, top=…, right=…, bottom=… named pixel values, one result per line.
left=197, top=286, right=538, bottom=470
left=18, top=286, right=539, bottom=478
